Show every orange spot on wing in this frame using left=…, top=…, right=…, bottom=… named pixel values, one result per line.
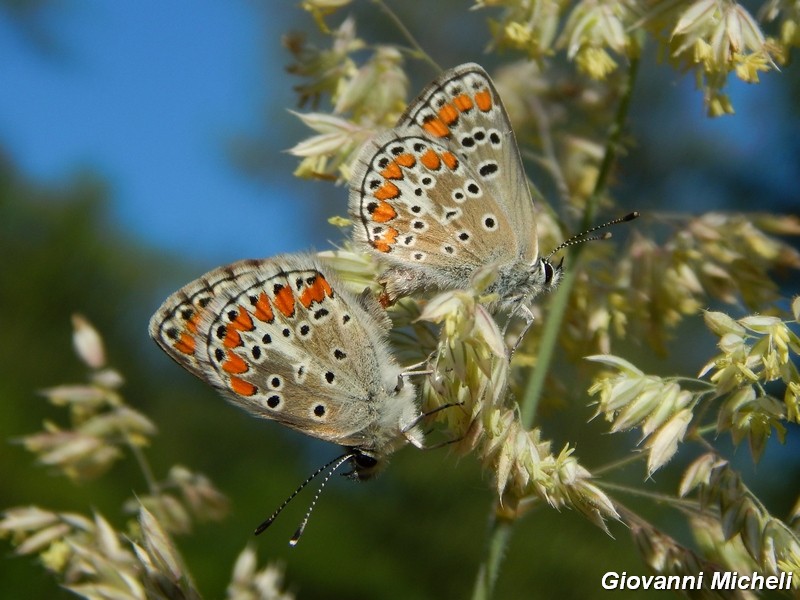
left=371, top=201, right=397, bottom=223
left=395, top=153, right=415, bottom=168
left=318, top=275, right=333, bottom=298
left=229, top=376, right=257, bottom=396
left=253, top=292, right=274, bottom=323
left=454, top=93, right=473, bottom=112
left=299, top=289, right=315, bottom=309
left=380, top=161, right=403, bottom=180
left=372, top=227, right=398, bottom=253
left=222, top=349, right=248, bottom=374
left=442, top=151, right=459, bottom=171
left=300, top=275, right=332, bottom=308
left=223, top=327, right=242, bottom=348
left=420, top=149, right=441, bottom=170
left=186, top=312, right=201, bottom=334
left=173, top=332, right=195, bottom=355
left=422, top=116, right=450, bottom=138
left=374, top=181, right=400, bottom=201
left=475, top=90, right=492, bottom=112
left=438, top=103, right=459, bottom=125
left=274, top=285, right=295, bottom=318
left=231, top=306, right=254, bottom=331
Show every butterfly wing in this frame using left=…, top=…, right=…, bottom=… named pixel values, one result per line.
left=398, top=62, right=536, bottom=257
left=350, top=63, right=537, bottom=298
left=149, top=254, right=413, bottom=448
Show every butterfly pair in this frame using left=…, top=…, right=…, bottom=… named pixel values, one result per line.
left=149, top=63, right=564, bottom=538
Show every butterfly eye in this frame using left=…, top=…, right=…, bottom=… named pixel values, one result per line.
left=354, top=453, right=378, bottom=469
left=351, top=451, right=380, bottom=480
left=543, top=261, right=555, bottom=284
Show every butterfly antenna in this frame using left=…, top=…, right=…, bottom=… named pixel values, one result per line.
left=254, top=451, right=355, bottom=541
left=288, top=452, right=356, bottom=546
left=544, top=211, right=640, bottom=261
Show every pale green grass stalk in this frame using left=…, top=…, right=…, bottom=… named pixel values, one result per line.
left=471, top=56, right=640, bottom=600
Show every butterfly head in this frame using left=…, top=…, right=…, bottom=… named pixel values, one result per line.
left=501, top=255, right=562, bottom=310
left=345, top=406, right=426, bottom=481
left=535, top=212, right=640, bottom=296
left=539, top=255, right=563, bottom=293
left=346, top=449, right=382, bottom=480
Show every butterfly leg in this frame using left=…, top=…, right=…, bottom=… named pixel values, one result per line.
left=417, top=433, right=465, bottom=451
left=401, top=401, right=466, bottom=448
left=395, top=369, right=433, bottom=392
left=507, top=304, right=535, bottom=357
left=377, top=267, right=418, bottom=307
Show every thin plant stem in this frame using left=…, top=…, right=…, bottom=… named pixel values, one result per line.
left=111, top=389, right=160, bottom=494
left=521, top=55, right=640, bottom=428
left=471, top=56, right=640, bottom=600
left=519, top=265, right=577, bottom=427
left=371, top=0, right=441, bottom=72
left=124, top=428, right=160, bottom=495
left=471, top=519, right=512, bottom=600
left=527, top=96, right=571, bottom=208
left=592, top=449, right=647, bottom=476
left=598, top=480, right=699, bottom=508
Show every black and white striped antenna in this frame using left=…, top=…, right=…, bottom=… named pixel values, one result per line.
left=254, top=451, right=355, bottom=545
left=544, top=211, right=640, bottom=261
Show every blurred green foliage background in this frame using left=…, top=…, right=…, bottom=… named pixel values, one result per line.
left=1, top=1, right=798, bottom=598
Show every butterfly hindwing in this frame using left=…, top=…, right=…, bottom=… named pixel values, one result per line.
left=351, top=130, right=515, bottom=265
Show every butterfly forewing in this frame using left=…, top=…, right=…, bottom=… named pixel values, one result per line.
left=350, top=63, right=539, bottom=301
left=149, top=255, right=413, bottom=447
left=399, top=63, right=535, bottom=251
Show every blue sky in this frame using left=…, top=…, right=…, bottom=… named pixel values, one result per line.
left=0, top=2, right=328, bottom=265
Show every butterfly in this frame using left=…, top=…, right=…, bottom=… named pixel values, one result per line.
left=148, top=254, right=425, bottom=484
left=349, top=62, right=562, bottom=315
